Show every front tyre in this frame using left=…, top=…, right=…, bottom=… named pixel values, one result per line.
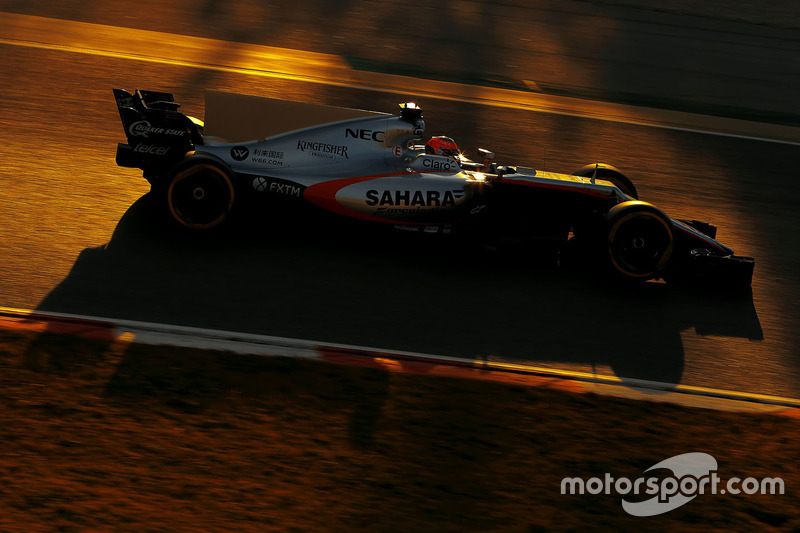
left=607, top=202, right=673, bottom=280
left=166, top=155, right=235, bottom=230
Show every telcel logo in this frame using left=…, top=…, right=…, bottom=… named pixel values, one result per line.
left=134, top=143, right=171, bottom=156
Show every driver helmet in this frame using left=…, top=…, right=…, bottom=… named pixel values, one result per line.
left=425, top=136, right=460, bottom=158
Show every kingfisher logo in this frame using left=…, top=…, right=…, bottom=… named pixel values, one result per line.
left=297, top=140, right=349, bottom=159
left=230, top=146, right=249, bottom=161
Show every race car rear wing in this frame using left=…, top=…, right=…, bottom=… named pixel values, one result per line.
left=113, top=88, right=203, bottom=171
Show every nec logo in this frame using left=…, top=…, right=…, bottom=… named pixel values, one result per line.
left=230, top=146, right=250, bottom=161
left=345, top=128, right=385, bottom=142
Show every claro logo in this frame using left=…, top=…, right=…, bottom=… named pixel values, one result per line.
left=422, top=157, right=456, bottom=171
left=366, top=189, right=462, bottom=207
left=345, top=128, right=385, bottom=142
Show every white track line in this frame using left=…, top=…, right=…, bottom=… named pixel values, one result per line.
left=2, top=306, right=799, bottom=412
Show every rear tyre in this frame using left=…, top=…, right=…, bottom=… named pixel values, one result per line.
left=607, top=202, right=673, bottom=280
left=573, top=163, right=638, bottom=199
left=166, top=155, right=235, bottom=230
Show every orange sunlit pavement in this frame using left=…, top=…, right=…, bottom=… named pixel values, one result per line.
left=0, top=8, right=794, bottom=400
left=0, top=26, right=794, bottom=395
left=3, top=12, right=800, bottom=145
left=3, top=2, right=800, bottom=530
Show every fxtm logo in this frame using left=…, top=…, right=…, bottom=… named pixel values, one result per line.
left=345, top=128, right=385, bottom=142
left=230, top=146, right=249, bottom=161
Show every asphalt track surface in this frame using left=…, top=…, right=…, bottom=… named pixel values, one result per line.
left=1, top=8, right=799, bottom=398
left=3, top=0, right=800, bottom=124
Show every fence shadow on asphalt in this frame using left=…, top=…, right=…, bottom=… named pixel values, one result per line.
left=36, top=194, right=762, bottom=392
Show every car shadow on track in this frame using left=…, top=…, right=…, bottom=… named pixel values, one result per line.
left=36, top=194, right=762, bottom=391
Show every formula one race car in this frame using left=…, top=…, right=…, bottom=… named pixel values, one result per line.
left=112, top=88, right=754, bottom=288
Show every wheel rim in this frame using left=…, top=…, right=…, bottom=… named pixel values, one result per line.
left=168, top=165, right=233, bottom=229
left=608, top=212, right=673, bottom=278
